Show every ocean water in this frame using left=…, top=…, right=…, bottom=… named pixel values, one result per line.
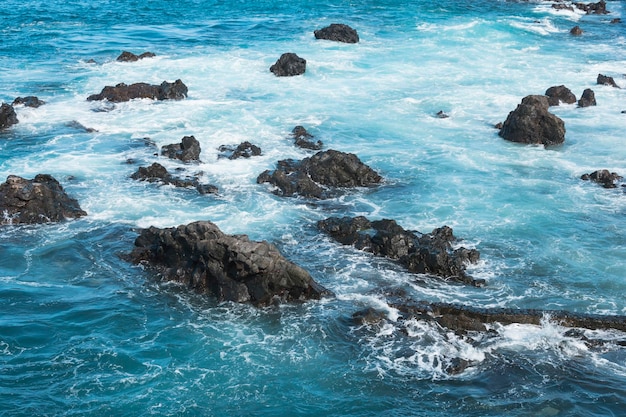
left=1, top=0, right=626, bottom=415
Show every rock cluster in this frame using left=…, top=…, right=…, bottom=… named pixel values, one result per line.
left=317, top=216, right=483, bottom=286
left=291, top=126, right=323, bottom=150
left=116, top=51, right=156, bottom=62
left=128, top=221, right=331, bottom=306
left=12, top=96, right=45, bottom=108
left=218, top=141, right=262, bottom=159
left=581, top=169, right=623, bottom=188
left=131, top=162, right=217, bottom=195
left=0, top=174, right=86, bottom=224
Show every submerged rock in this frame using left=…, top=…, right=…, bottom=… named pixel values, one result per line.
left=161, top=135, right=202, bottom=162
left=12, top=96, right=45, bottom=108
left=0, top=103, right=19, bottom=129
left=131, top=162, right=217, bottom=194
left=581, top=169, right=623, bottom=188
left=498, top=95, right=566, bottom=146
left=218, top=141, right=262, bottom=159
left=570, top=25, right=583, bottom=36
left=0, top=174, right=86, bottom=224
left=116, top=51, right=156, bottom=62
left=128, top=220, right=331, bottom=306
left=270, top=53, right=306, bottom=77
left=318, top=216, right=482, bottom=286
left=257, top=149, right=382, bottom=199
left=545, top=85, right=576, bottom=106
left=314, top=23, right=359, bottom=43
left=87, top=79, right=188, bottom=102
left=291, top=126, right=323, bottom=150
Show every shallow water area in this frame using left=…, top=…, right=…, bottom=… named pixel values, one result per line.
left=2, top=0, right=626, bottom=416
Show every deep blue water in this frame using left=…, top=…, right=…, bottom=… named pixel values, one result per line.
left=2, top=0, right=626, bottom=415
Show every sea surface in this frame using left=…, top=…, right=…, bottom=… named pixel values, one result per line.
left=1, top=0, right=626, bottom=415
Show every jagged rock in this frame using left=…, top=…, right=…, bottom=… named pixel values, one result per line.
left=0, top=103, right=19, bottom=129
left=116, top=51, right=156, bottom=62
left=574, top=0, right=608, bottom=14
left=291, top=126, right=323, bottom=150
left=127, top=220, right=331, bottom=306
left=86, top=79, right=188, bottom=102
left=257, top=149, right=382, bottom=199
left=12, top=96, right=45, bottom=108
left=570, top=25, right=583, bottom=35
left=581, top=169, right=623, bottom=188
left=498, top=95, right=566, bottom=146
left=218, top=141, right=262, bottom=159
left=270, top=53, right=306, bottom=77
left=597, top=73, right=620, bottom=88
left=436, top=110, right=450, bottom=118
left=314, top=23, right=359, bottom=43
left=317, top=216, right=482, bottom=286
left=0, top=174, right=86, bottom=224
left=65, top=120, right=97, bottom=133
left=545, top=85, right=577, bottom=106
left=161, top=135, right=201, bottom=162
left=578, top=88, right=596, bottom=107
left=131, top=162, right=217, bottom=194
left=553, top=4, right=575, bottom=12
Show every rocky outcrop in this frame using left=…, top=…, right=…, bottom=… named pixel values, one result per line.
left=218, top=141, right=262, bottom=159
left=597, top=73, right=620, bottom=88
left=127, top=220, right=331, bottom=306
left=498, top=95, right=566, bottom=146
left=317, top=216, right=483, bottom=286
left=545, top=85, right=576, bottom=106
left=291, top=126, right=323, bottom=150
left=257, top=149, right=382, bottom=199
left=87, top=79, right=188, bottom=102
left=270, top=53, right=306, bottom=77
left=578, top=88, right=596, bottom=107
left=0, top=103, right=19, bottom=129
left=0, top=174, right=86, bottom=224
left=131, top=162, right=217, bottom=194
left=161, top=135, right=201, bottom=162
left=314, top=24, right=359, bottom=43
left=12, top=96, right=45, bottom=108
left=116, top=51, right=156, bottom=62
left=575, top=0, right=608, bottom=14
left=581, top=169, right=623, bottom=188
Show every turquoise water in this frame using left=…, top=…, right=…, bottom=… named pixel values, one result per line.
left=2, top=0, right=626, bottom=415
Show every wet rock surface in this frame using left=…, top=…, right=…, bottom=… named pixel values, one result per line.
left=0, top=174, right=87, bottom=224
left=128, top=220, right=332, bottom=306
left=314, top=23, right=359, bottom=43
left=318, top=216, right=482, bottom=286
left=87, top=79, right=188, bottom=102
left=498, top=95, right=566, bottom=146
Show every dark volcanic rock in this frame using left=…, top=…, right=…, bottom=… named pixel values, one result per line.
left=393, top=300, right=626, bottom=335
left=12, top=96, right=45, bottom=108
left=0, top=103, right=19, bottom=129
left=498, top=95, right=566, bottom=146
left=291, top=126, right=323, bottom=150
left=161, top=135, right=201, bottom=162
left=570, top=25, right=583, bottom=35
left=131, top=162, right=217, bottom=194
left=545, top=85, right=577, bottom=106
left=578, top=88, right=597, bottom=107
left=597, top=73, right=620, bottom=88
left=257, top=149, right=382, bottom=199
left=581, top=169, right=623, bottom=188
left=87, top=79, right=188, bottom=102
left=128, top=221, right=331, bottom=306
left=553, top=4, right=575, bottom=12
left=116, top=51, right=156, bottom=62
left=0, top=174, right=87, bottom=224
left=317, top=216, right=482, bottom=286
left=314, top=23, right=359, bottom=43
left=218, top=141, right=262, bottom=159
left=270, top=53, right=306, bottom=77
left=575, top=0, right=608, bottom=14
